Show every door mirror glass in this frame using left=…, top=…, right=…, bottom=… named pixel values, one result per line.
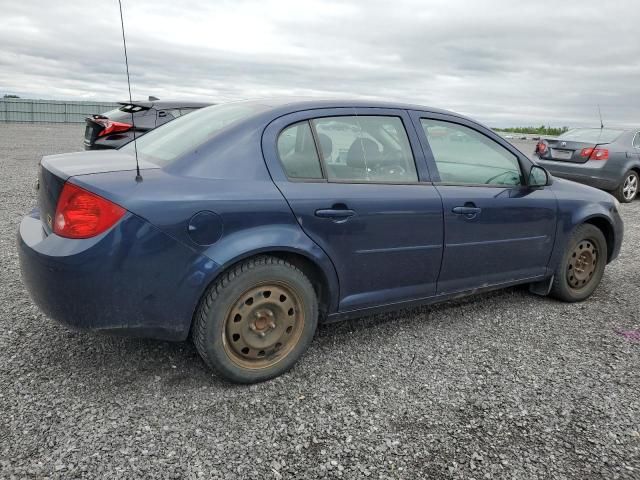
left=529, top=165, right=549, bottom=187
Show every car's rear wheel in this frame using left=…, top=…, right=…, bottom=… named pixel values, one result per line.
left=614, top=170, right=638, bottom=203
left=193, top=256, right=318, bottom=383
left=549, top=224, right=607, bottom=302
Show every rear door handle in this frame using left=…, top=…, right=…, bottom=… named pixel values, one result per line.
left=452, top=206, right=482, bottom=218
left=315, top=208, right=356, bottom=219
left=452, top=206, right=481, bottom=215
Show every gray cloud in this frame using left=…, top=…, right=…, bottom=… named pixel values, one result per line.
left=0, top=0, right=638, bottom=126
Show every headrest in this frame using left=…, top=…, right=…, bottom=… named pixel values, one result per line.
left=346, top=138, right=380, bottom=169
left=317, top=133, right=333, bottom=159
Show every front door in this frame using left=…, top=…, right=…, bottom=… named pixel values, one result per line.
left=410, top=112, right=557, bottom=295
left=263, top=108, right=444, bottom=312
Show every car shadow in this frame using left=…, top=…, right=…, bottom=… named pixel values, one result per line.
left=31, top=286, right=531, bottom=390
left=317, top=286, right=527, bottom=340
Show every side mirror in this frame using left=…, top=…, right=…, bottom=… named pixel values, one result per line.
left=529, top=165, right=550, bottom=187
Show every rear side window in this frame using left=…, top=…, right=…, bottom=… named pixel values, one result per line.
left=421, top=119, right=522, bottom=186
left=633, top=133, right=640, bottom=148
left=312, top=116, right=418, bottom=182
left=165, top=108, right=183, bottom=119
left=277, top=122, right=323, bottom=179
left=121, top=103, right=262, bottom=165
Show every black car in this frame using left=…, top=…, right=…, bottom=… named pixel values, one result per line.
left=84, top=99, right=211, bottom=150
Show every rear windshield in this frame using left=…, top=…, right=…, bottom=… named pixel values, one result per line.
left=120, top=103, right=263, bottom=165
left=558, top=128, right=624, bottom=143
left=103, top=104, right=150, bottom=122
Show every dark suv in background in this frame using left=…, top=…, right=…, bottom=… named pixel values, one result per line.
left=84, top=98, right=211, bottom=150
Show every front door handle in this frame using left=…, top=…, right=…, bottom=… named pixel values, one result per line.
left=452, top=205, right=481, bottom=218
left=315, top=208, right=356, bottom=219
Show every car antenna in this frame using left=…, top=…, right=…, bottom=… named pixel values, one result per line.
left=598, top=104, right=604, bottom=130
left=118, top=0, right=142, bottom=183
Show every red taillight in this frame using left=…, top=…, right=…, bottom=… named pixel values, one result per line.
left=95, top=119, right=132, bottom=137
left=536, top=142, right=547, bottom=155
left=53, top=183, right=126, bottom=239
left=580, top=148, right=609, bottom=160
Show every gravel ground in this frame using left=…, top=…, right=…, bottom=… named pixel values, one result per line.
left=1, top=123, right=639, bottom=479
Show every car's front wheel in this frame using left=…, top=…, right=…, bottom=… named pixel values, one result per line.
left=614, top=170, right=638, bottom=203
left=193, top=256, right=318, bottom=383
left=549, top=224, right=607, bottom=302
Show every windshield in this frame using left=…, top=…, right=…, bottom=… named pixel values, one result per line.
left=558, top=128, right=624, bottom=143
left=121, top=103, right=263, bottom=165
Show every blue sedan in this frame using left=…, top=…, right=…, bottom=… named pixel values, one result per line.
left=18, top=99, right=624, bottom=383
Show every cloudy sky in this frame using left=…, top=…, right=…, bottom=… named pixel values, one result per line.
left=1, top=0, right=638, bottom=126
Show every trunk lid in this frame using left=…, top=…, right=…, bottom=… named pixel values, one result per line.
left=539, top=139, right=602, bottom=164
left=38, top=151, right=159, bottom=235
left=537, top=128, right=624, bottom=164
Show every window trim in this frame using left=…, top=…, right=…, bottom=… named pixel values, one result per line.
left=418, top=116, right=526, bottom=188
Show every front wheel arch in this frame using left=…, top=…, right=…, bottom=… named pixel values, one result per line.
left=583, top=216, right=614, bottom=263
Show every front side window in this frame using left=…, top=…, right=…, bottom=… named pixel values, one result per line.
left=165, top=108, right=183, bottom=119
left=277, top=122, right=323, bottom=179
left=312, top=116, right=418, bottom=182
left=421, top=119, right=522, bottom=186
left=633, top=132, right=640, bottom=148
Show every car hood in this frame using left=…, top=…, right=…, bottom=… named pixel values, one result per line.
left=41, top=150, right=160, bottom=180
left=549, top=176, right=616, bottom=204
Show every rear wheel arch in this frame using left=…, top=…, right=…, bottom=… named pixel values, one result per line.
left=190, top=249, right=335, bottom=336
left=268, top=251, right=331, bottom=319
left=192, top=254, right=319, bottom=383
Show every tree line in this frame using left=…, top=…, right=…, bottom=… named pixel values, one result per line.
left=494, top=125, right=570, bottom=136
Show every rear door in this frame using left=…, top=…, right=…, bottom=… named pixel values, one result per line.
left=262, top=108, right=444, bottom=312
left=410, top=111, right=557, bottom=294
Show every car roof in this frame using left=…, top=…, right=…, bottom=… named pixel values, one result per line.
left=237, top=96, right=457, bottom=116
left=118, top=100, right=213, bottom=109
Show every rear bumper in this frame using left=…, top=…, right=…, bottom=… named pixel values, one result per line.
left=18, top=210, right=220, bottom=341
left=536, top=157, right=622, bottom=190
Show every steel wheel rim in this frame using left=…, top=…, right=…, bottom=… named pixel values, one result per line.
left=222, top=281, right=305, bottom=370
left=566, top=239, right=598, bottom=290
left=623, top=174, right=638, bottom=200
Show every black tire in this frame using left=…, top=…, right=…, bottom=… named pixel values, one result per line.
left=613, top=170, right=639, bottom=203
left=549, top=224, right=607, bottom=302
left=193, top=256, right=318, bottom=383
